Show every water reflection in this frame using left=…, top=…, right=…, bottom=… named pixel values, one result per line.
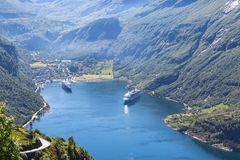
left=123, top=97, right=141, bottom=114
left=124, top=105, right=129, bottom=114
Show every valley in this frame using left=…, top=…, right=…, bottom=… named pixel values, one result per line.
left=0, top=0, right=240, bottom=159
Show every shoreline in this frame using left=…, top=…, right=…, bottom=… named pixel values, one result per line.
left=32, top=80, right=234, bottom=153
left=163, top=97, right=234, bottom=153
left=22, top=82, right=49, bottom=128
left=164, top=96, right=192, bottom=111
left=72, top=78, right=117, bottom=83
left=22, top=102, right=48, bottom=128
left=51, top=78, right=117, bottom=84
left=23, top=79, right=120, bottom=127
left=164, top=119, right=233, bottom=152
left=184, top=131, right=233, bottom=152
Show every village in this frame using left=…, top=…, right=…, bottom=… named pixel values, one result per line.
left=29, top=52, right=114, bottom=85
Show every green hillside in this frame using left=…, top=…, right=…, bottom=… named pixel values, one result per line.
left=109, top=0, right=240, bottom=150
left=165, top=104, right=240, bottom=151
left=18, top=129, right=93, bottom=160
left=0, top=102, right=92, bottom=160
left=112, top=0, right=240, bottom=108
left=0, top=0, right=240, bottom=154
left=0, top=37, right=43, bottom=124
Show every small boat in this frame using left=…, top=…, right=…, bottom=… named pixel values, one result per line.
left=123, top=88, right=140, bottom=104
left=62, top=81, right=72, bottom=93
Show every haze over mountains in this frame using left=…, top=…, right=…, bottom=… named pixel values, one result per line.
left=0, top=0, right=149, bottom=52
left=1, top=0, right=240, bottom=112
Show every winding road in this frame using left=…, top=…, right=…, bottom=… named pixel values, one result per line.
left=21, top=102, right=51, bottom=154
left=20, top=137, right=51, bottom=154
left=21, top=85, right=51, bottom=154
left=22, top=102, right=47, bottom=128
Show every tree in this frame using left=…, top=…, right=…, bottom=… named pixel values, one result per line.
left=68, top=136, right=76, bottom=160
left=0, top=102, right=20, bottom=160
left=68, top=136, right=76, bottom=149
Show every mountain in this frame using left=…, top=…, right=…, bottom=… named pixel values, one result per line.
left=1, top=0, right=239, bottom=113
left=0, top=37, right=43, bottom=124
left=59, top=18, right=121, bottom=43
left=4, top=0, right=239, bottom=109
left=110, top=0, right=240, bottom=108
left=108, top=0, right=240, bottom=150
left=0, top=0, right=149, bottom=54
left=55, top=17, right=122, bottom=57
left=1, top=0, right=240, bottom=152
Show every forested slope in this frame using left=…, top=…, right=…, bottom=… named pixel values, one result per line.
left=0, top=37, right=43, bottom=124
left=112, top=0, right=240, bottom=108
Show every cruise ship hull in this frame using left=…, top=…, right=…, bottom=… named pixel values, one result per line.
left=123, top=91, right=140, bottom=104
left=62, top=83, right=72, bottom=93
left=124, top=96, right=140, bottom=105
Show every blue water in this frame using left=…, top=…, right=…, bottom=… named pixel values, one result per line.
left=33, top=81, right=239, bottom=160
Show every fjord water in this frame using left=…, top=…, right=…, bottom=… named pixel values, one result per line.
left=33, top=81, right=234, bottom=160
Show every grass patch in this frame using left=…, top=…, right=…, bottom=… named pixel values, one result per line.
left=74, top=74, right=113, bottom=80
left=165, top=104, right=230, bottom=131
left=30, top=62, right=48, bottom=68
left=97, top=60, right=113, bottom=76
left=12, top=127, right=32, bottom=146
left=101, top=67, right=113, bottom=75
left=30, top=62, right=56, bottom=68
left=73, top=60, right=114, bottom=80
left=166, top=113, right=195, bottom=130
left=11, top=127, right=40, bottom=150
left=200, top=103, right=229, bottom=115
